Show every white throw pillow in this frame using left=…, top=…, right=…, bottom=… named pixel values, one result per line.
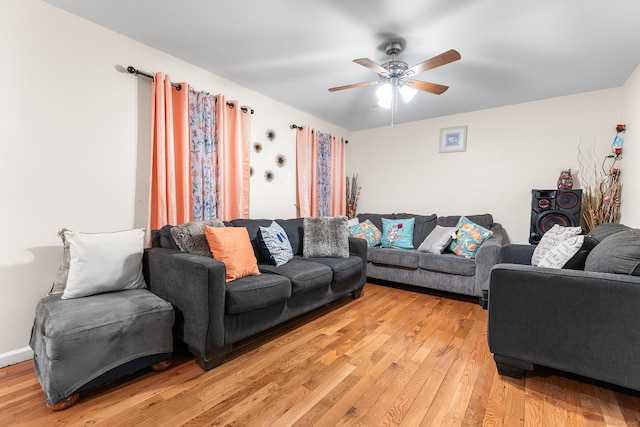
left=347, top=217, right=360, bottom=228
left=61, top=229, right=147, bottom=299
left=531, top=224, right=582, bottom=267
left=418, top=226, right=457, bottom=254
left=538, top=235, right=584, bottom=268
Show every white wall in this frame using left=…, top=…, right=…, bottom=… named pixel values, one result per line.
left=620, top=65, right=640, bottom=227
left=0, top=0, right=349, bottom=366
left=347, top=89, right=622, bottom=243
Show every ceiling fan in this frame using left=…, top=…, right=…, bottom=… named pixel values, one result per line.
left=329, top=41, right=461, bottom=108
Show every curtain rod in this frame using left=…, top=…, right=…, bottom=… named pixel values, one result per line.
left=290, top=124, right=348, bottom=143
left=127, top=66, right=182, bottom=90
left=127, top=65, right=254, bottom=114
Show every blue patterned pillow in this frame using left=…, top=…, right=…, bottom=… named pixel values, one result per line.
left=449, top=216, right=493, bottom=259
left=349, top=219, right=382, bottom=247
left=381, top=218, right=415, bottom=249
left=257, top=221, right=294, bottom=266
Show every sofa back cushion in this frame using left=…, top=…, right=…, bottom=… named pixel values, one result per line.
left=358, top=213, right=437, bottom=249
left=584, top=229, right=640, bottom=275
left=275, top=218, right=304, bottom=255
left=356, top=213, right=390, bottom=235
left=395, top=213, right=437, bottom=249
left=229, top=219, right=272, bottom=261
left=437, top=214, right=494, bottom=229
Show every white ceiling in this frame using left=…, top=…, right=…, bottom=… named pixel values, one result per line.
left=44, top=0, right=640, bottom=131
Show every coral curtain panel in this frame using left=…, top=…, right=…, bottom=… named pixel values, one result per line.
left=330, top=134, right=346, bottom=216
left=149, top=73, right=191, bottom=232
left=216, top=95, right=251, bottom=220
left=189, top=88, right=218, bottom=221
left=296, top=126, right=318, bottom=217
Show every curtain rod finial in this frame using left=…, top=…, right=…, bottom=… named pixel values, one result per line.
left=127, top=66, right=137, bottom=74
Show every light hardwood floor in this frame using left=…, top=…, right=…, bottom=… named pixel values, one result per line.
left=2, top=282, right=639, bottom=426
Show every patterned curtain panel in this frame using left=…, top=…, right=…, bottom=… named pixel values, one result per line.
left=296, top=127, right=346, bottom=217
left=317, top=132, right=331, bottom=216
left=189, top=88, right=218, bottom=221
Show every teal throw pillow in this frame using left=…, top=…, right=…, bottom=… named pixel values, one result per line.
left=381, top=217, right=415, bottom=249
left=257, top=221, right=294, bottom=266
left=449, top=216, right=493, bottom=259
left=349, top=219, right=382, bottom=247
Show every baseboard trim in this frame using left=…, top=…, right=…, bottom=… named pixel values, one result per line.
left=0, top=347, right=33, bottom=368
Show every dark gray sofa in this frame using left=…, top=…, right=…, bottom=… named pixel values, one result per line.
left=486, top=223, right=640, bottom=391
left=144, top=217, right=366, bottom=371
left=357, top=213, right=504, bottom=299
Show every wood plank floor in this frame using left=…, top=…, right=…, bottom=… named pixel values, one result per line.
left=2, top=282, right=639, bottom=426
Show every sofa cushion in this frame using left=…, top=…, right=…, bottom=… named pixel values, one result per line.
left=563, top=223, right=630, bottom=270
left=205, top=226, right=260, bottom=282
left=368, top=247, right=419, bottom=269
left=349, top=219, right=382, bottom=247
left=537, top=235, right=584, bottom=268
left=449, top=217, right=493, bottom=259
left=437, top=214, right=494, bottom=229
left=588, top=223, right=630, bottom=242
left=356, top=213, right=391, bottom=235
left=584, top=229, right=640, bottom=275
left=395, top=213, right=437, bottom=249
left=170, top=219, right=225, bottom=257
left=257, top=221, right=294, bottom=266
left=562, top=235, right=599, bottom=270
left=303, top=216, right=350, bottom=258
left=60, top=229, right=147, bottom=300
left=225, top=274, right=291, bottom=314
left=303, top=255, right=362, bottom=283
left=275, top=218, right=304, bottom=256
left=418, top=225, right=457, bottom=254
left=258, top=257, right=333, bottom=295
left=381, top=217, right=415, bottom=249
left=229, top=219, right=273, bottom=262
left=531, top=224, right=582, bottom=267
left=418, top=252, right=476, bottom=276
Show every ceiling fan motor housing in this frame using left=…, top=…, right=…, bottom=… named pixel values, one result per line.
left=385, top=41, right=403, bottom=56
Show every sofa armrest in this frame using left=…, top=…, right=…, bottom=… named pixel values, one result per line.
left=499, top=244, right=535, bottom=265
left=348, top=237, right=368, bottom=286
left=473, top=223, right=504, bottom=294
left=144, top=248, right=227, bottom=357
left=487, top=263, right=640, bottom=391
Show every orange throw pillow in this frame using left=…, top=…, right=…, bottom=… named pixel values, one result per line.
left=204, top=226, right=260, bottom=282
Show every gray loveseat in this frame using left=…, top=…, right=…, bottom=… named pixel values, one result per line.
left=144, top=217, right=366, bottom=371
left=356, top=213, right=504, bottom=300
left=486, top=223, right=640, bottom=391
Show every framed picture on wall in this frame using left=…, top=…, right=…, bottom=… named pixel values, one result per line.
left=439, top=126, right=467, bottom=153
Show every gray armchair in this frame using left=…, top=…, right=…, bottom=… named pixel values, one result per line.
left=486, top=224, right=640, bottom=392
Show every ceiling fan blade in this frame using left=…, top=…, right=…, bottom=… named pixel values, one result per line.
left=406, top=80, right=449, bottom=95
left=402, top=49, right=461, bottom=77
left=328, top=80, right=380, bottom=92
left=353, top=58, right=390, bottom=76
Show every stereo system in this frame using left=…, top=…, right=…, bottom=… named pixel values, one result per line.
left=529, top=189, right=582, bottom=244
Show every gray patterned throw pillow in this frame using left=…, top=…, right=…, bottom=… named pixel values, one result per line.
left=303, top=216, right=349, bottom=258
left=170, top=219, right=225, bottom=257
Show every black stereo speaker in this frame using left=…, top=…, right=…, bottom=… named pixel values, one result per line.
left=529, top=189, right=582, bottom=244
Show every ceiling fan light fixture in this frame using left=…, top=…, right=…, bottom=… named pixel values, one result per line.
left=376, top=83, right=392, bottom=109
left=400, top=84, right=417, bottom=103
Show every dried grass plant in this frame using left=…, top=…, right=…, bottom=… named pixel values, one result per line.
left=578, top=145, right=622, bottom=232
left=346, top=173, right=361, bottom=219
